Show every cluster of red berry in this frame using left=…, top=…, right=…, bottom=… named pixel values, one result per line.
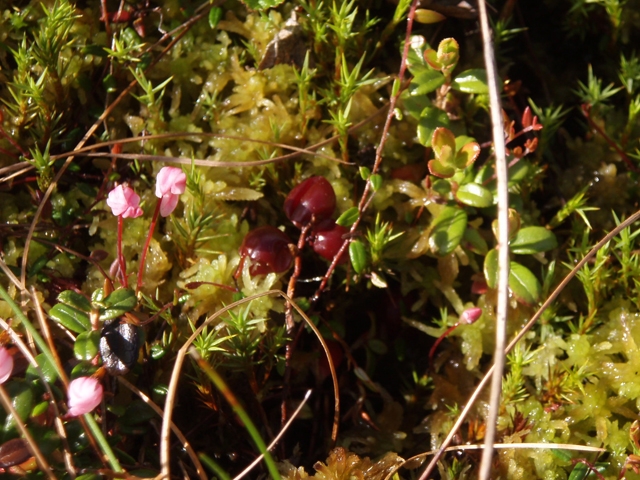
left=239, top=176, right=348, bottom=276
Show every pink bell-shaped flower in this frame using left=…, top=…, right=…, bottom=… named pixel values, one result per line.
left=0, top=346, right=13, bottom=384
left=106, top=185, right=143, bottom=218
left=155, top=166, right=186, bottom=217
left=67, top=377, right=103, bottom=416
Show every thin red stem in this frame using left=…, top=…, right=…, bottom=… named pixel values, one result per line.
left=311, top=0, right=420, bottom=302
left=117, top=216, right=127, bottom=288
left=137, top=201, right=161, bottom=294
left=429, top=323, right=461, bottom=363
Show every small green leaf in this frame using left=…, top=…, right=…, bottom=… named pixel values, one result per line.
left=32, top=400, right=49, bottom=417
left=452, top=69, right=490, bottom=94
left=418, top=107, right=450, bottom=146
left=410, top=68, right=446, bottom=95
left=49, top=303, right=91, bottom=333
left=368, top=338, right=388, bottom=354
left=456, top=182, right=494, bottom=207
left=392, top=78, right=401, bottom=97
left=359, top=166, right=371, bottom=180
left=509, top=261, right=541, bottom=305
left=508, top=159, right=530, bottom=185
left=370, top=174, right=382, bottom=191
left=57, top=290, right=91, bottom=313
left=429, top=206, right=468, bottom=256
left=208, top=7, right=223, bottom=29
left=349, top=240, right=368, bottom=274
left=484, top=248, right=498, bottom=288
left=463, top=227, right=488, bottom=255
left=100, top=288, right=136, bottom=321
left=4, top=382, right=34, bottom=433
left=401, top=91, right=431, bottom=120
left=436, top=38, right=459, bottom=73
left=74, top=331, right=101, bottom=361
left=103, top=73, right=117, bottom=93
left=71, top=362, right=99, bottom=378
left=336, top=207, right=359, bottom=227
left=510, top=226, right=558, bottom=254
left=568, top=462, right=588, bottom=480
left=25, top=353, right=58, bottom=384
left=431, top=179, right=451, bottom=196
left=407, top=36, right=428, bottom=72
left=428, top=159, right=455, bottom=178
left=414, top=9, right=446, bottom=24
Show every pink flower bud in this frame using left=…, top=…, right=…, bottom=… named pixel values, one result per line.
left=155, top=166, right=186, bottom=217
left=0, top=347, right=13, bottom=384
left=106, top=185, right=143, bottom=218
left=460, top=307, right=482, bottom=325
left=67, top=377, right=103, bottom=416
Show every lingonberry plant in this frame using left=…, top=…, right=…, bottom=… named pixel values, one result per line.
left=4, top=0, right=640, bottom=478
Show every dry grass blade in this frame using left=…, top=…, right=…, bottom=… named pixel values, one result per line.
left=0, top=317, right=76, bottom=477
left=233, top=389, right=312, bottom=480
left=385, top=443, right=607, bottom=480
left=417, top=208, right=640, bottom=478
left=475, top=0, right=510, bottom=478
left=30, top=287, right=76, bottom=477
left=160, top=290, right=340, bottom=478
left=0, top=385, right=56, bottom=478
left=116, top=377, right=206, bottom=480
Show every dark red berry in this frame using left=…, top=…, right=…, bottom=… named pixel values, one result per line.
left=311, top=221, right=348, bottom=264
left=284, top=176, right=336, bottom=227
left=239, top=226, right=293, bottom=276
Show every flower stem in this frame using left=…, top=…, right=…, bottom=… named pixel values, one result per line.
left=137, top=201, right=161, bottom=294
left=117, top=216, right=127, bottom=288
left=429, top=323, right=461, bottom=363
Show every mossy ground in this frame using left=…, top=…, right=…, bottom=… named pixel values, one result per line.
left=3, top=0, right=640, bottom=478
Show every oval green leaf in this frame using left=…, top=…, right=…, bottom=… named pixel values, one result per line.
left=57, top=290, right=91, bottom=312
left=456, top=182, right=494, bottom=208
left=100, top=288, right=136, bottom=321
left=411, top=68, right=446, bottom=96
left=349, top=240, right=368, bottom=274
left=49, top=303, right=91, bottom=333
left=483, top=248, right=498, bottom=289
left=509, top=261, right=541, bottom=305
left=417, top=107, right=450, bottom=146
left=4, top=382, right=34, bottom=434
left=452, top=69, right=490, bottom=94
left=25, top=353, right=58, bottom=384
left=336, top=206, right=359, bottom=227
left=429, top=206, right=468, bottom=256
left=414, top=9, right=446, bottom=24
left=510, top=226, right=558, bottom=254
left=463, top=227, right=488, bottom=255
left=370, top=174, right=383, bottom=192
left=74, top=330, right=101, bottom=361
left=208, top=7, right=223, bottom=29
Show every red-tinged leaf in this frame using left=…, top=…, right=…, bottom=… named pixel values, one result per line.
left=428, top=159, right=455, bottom=178
left=454, top=141, right=481, bottom=168
left=423, top=48, right=440, bottom=70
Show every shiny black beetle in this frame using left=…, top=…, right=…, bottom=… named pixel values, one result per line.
left=100, top=318, right=139, bottom=376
